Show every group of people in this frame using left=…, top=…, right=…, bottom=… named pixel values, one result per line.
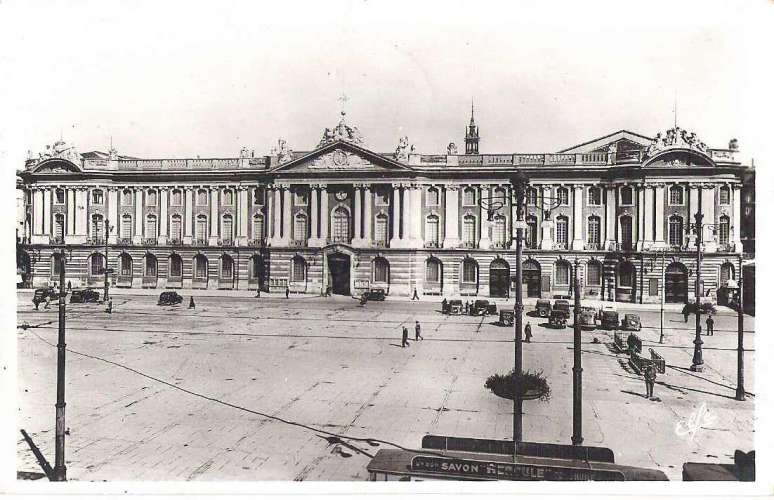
left=401, top=321, right=423, bottom=347
left=682, top=306, right=716, bottom=336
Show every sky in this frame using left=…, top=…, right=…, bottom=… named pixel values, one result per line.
left=0, top=0, right=769, bottom=165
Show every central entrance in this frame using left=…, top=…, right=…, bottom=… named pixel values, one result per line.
left=327, top=252, right=351, bottom=295
left=489, top=259, right=510, bottom=298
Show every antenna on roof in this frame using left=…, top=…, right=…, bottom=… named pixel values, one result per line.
left=673, top=90, right=678, bottom=129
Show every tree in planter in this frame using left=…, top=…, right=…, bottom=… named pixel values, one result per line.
left=485, top=369, right=551, bottom=402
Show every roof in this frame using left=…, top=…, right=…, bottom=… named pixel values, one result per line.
left=557, top=130, right=654, bottom=154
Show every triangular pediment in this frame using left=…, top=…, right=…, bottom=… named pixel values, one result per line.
left=270, top=141, right=412, bottom=174
left=557, top=130, right=653, bottom=154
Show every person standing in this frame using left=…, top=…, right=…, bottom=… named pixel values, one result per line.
left=67, top=280, right=72, bottom=292
left=255, top=288, right=261, bottom=298
left=706, top=315, right=714, bottom=336
left=644, top=362, right=657, bottom=399
left=415, top=321, right=423, bottom=341
left=285, top=286, right=290, bottom=299
left=441, top=298, right=448, bottom=314
left=464, top=301, right=469, bottom=315
left=401, top=326, right=409, bottom=348
left=682, top=304, right=690, bottom=323
left=524, top=322, right=532, bottom=342
left=412, top=288, right=420, bottom=301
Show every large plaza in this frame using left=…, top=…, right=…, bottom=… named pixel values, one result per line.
left=16, top=291, right=754, bottom=481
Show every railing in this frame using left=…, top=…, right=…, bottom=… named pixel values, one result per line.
left=248, top=238, right=265, bottom=247
left=117, top=158, right=242, bottom=170
left=716, top=243, right=735, bottom=252
left=649, top=348, right=666, bottom=374
left=289, top=239, right=307, bottom=247
left=194, top=238, right=209, bottom=246
left=459, top=241, right=478, bottom=249
left=553, top=242, right=568, bottom=250
left=87, top=237, right=106, bottom=246
left=514, top=154, right=545, bottom=165
left=117, top=238, right=132, bottom=246
left=492, top=241, right=510, bottom=249
left=585, top=242, right=601, bottom=251
left=372, top=240, right=389, bottom=248
left=50, top=236, right=65, bottom=245
left=142, top=238, right=157, bottom=246
left=219, top=238, right=234, bottom=246
left=424, top=240, right=441, bottom=249
left=545, top=154, right=576, bottom=165
left=168, top=238, right=183, bottom=246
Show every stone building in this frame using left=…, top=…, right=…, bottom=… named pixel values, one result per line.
left=16, top=110, right=751, bottom=304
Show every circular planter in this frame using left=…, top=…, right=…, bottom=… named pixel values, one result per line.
left=520, top=388, right=544, bottom=401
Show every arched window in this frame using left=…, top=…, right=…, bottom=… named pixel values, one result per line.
left=170, top=214, right=182, bottom=241
left=195, top=215, right=208, bottom=241
left=555, top=260, right=570, bottom=286
left=587, top=186, right=601, bottom=205
left=462, top=187, right=476, bottom=206
left=526, top=216, right=538, bottom=249
left=91, top=214, right=104, bottom=240
left=375, top=214, right=388, bottom=245
left=557, top=187, right=569, bottom=206
left=556, top=216, right=569, bottom=247
left=587, top=216, right=601, bottom=247
left=196, top=189, right=208, bottom=206
left=144, top=254, right=157, bottom=277
left=146, top=190, right=157, bottom=206
left=51, top=253, right=63, bottom=276
left=586, top=260, right=602, bottom=286
left=426, top=187, right=440, bottom=206
left=91, top=189, right=104, bottom=205
left=121, top=214, right=132, bottom=239
left=493, top=187, right=506, bottom=204
left=194, top=254, right=208, bottom=279
left=669, top=186, right=684, bottom=205
left=462, top=215, right=476, bottom=246
left=145, top=214, right=157, bottom=239
left=252, top=214, right=264, bottom=241
left=426, top=215, right=440, bottom=246
left=294, top=213, right=307, bottom=241
left=122, top=189, right=133, bottom=205
left=169, top=254, right=183, bottom=278
left=221, top=255, right=234, bottom=279
left=426, top=258, right=442, bottom=285
left=526, top=187, right=538, bottom=206
left=718, top=215, right=730, bottom=245
left=54, top=213, right=65, bottom=240
left=719, top=186, right=730, bottom=205
left=55, top=189, right=65, bottom=204
left=669, top=215, right=684, bottom=247
left=171, top=189, right=183, bottom=206
left=373, top=257, right=390, bottom=284
left=492, top=215, right=507, bottom=247
left=222, top=214, right=234, bottom=241
left=332, top=207, right=349, bottom=242
left=620, top=186, right=633, bottom=206
left=720, top=262, right=735, bottom=286
left=89, top=253, right=104, bottom=277
left=620, top=215, right=633, bottom=250
left=120, top=253, right=133, bottom=277
left=223, top=189, right=234, bottom=206
left=291, top=256, right=306, bottom=282
left=461, top=258, right=478, bottom=284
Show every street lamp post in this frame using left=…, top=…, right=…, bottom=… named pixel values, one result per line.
left=735, top=255, right=746, bottom=401
left=103, top=219, right=113, bottom=302
left=689, top=212, right=705, bottom=372
left=510, top=172, right=528, bottom=459
left=571, top=258, right=583, bottom=446
left=52, top=251, right=67, bottom=481
left=659, top=250, right=666, bottom=344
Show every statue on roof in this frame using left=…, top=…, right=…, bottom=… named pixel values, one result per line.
left=645, top=127, right=709, bottom=158
left=317, top=111, right=366, bottom=148
left=276, top=138, right=294, bottom=164
left=395, top=136, right=410, bottom=161
left=447, top=142, right=458, bottom=155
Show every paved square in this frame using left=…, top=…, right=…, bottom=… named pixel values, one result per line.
left=16, top=292, right=754, bottom=481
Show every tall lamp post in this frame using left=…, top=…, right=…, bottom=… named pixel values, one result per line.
left=52, top=248, right=69, bottom=481
left=103, top=219, right=114, bottom=302
left=571, top=258, right=583, bottom=446
left=735, top=254, right=746, bottom=401
left=510, top=171, right=528, bottom=459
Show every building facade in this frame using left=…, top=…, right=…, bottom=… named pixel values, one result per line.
left=17, top=112, right=751, bottom=304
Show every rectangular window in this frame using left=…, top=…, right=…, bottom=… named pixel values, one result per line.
left=292, top=261, right=305, bottom=282
left=375, top=216, right=388, bottom=244
left=92, top=190, right=104, bottom=205
left=462, top=189, right=476, bottom=206
left=147, top=191, right=157, bottom=206
left=556, top=219, right=568, bottom=245
left=223, top=218, right=233, bottom=240
left=55, top=190, right=65, bottom=204
left=170, top=258, right=182, bottom=277
left=426, top=262, right=440, bottom=283
left=426, top=188, right=439, bottom=206
left=587, top=264, right=601, bottom=286
left=649, top=278, right=659, bottom=297
left=462, top=262, right=477, bottom=283
left=253, top=188, right=265, bottom=205
left=719, top=187, right=730, bottom=205
left=426, top=217, right=439, bottom=244
left=170, top=218, right=182, bottom=240
left=556, top=265, right=569, bottom=286
left=620, top=187, right=633, bottom=206
left=375, top=189, right=389, bottom=206
left=587, top=188, right=601, bottom=206
left=294, top=192, right=308, bottom=205
left=172, top=190, right=183, bottom=206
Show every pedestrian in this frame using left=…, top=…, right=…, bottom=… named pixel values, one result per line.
left=441, top=298, right=448, bottom=314
left=189, top=296, right=196, bottom=309
left=415, top=320, right=423, bottom=341
left=706, top=315, right=714, bottom=336
left=285, top=286, right=290, bottom=299
left=682, top=304, right=690, bottom=323
left=255, top=288, right=261, bottom=298
left=44, top=293, right=52, bottom=309
left=106, top=298, right=113, bottom=314
left=464, top=301, right=469, bottom=315
left=67, top=280, right=72, bottom=292
left=524, top=322, right=532, bottom=342
left=644, top=362, right=657, bottom=399
left=412, top=288, right=420, bottom=301
left=401, top=326, right=409, bottom=347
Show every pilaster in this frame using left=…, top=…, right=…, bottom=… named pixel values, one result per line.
left=442, top=185, right=460, bottom=248
left=571, top=185, right=584, bottom=250
left=479, top=185, right=492, bottom=249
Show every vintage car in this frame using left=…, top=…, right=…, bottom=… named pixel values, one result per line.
left=578, top=306, right=597, bottom=329
left=622, top=313, right=642, bottom=331
left=364, top=288, right=386, bottom=301
left=32, top=287, right=58, bottom=309
left=549, top=309, right=567, bottom=328
left=158, top=291, right=183, bottom=306
left=535, top=299, right=552, bottom=317
left=596, top=304, right=617, bottom=321
left=70, top=288, right=101, bottom=304
left=552, top=300, right=571, bottom=319
left=499, top=309, right=514, bottom=327
left=448, top=299, right=463, bottom=315
left=472, top=299, right=497, bottom=316
left=600, top=309, right=620, bottom=330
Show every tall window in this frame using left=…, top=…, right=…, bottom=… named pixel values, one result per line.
left=91, top=214, right=104, bottom=240
left=169, top=254, right=182, bottom=278
left=91, top=189, right=104, bottom=205
left=145, top=215, right=157, bottom=238
left=196, top=189, right=208, bottom=206
left=222, top=214, right=234, bottom=241
left=144, top=254, right=157, bottom=277
left=223, top=189, right=234, bottom=206
left=373, top=257, right=389, bottom=283
left=291, top=256, right=306, bottom=282
left=587, top=186, right=601, bottom=205
left=253, top=188, right=265, bottom=205
left=147, top=190, right=157, bottom=206
left=55, top=189, right=65, bottom=204
left=555, top=260, right=570, bottom=286
left=375, top=188, right=389, bottom=206
left=719, top=185, right=730, bottom=205
left=170, top=215, right=182, bottom=241
left=171, top=189, right=182, bottom=206
left=294, top=213, right=307, bottom=241
left=620, top=215, right=633, bottom=250
left=587, top=216, right=601, bottom=247
left=669, top=186, right=684, bottom=205
left=526, top=187, right=538, bottom=206
left=51, top=254, right=63, bottom=276
left=252, top=214, right=264, bottom=241
left=492, top=215, right=507, bottom=246
left=463, top=215, right=476, bottom=245
left=426, top=258, right=441, bottom=284
left=619, top=263, right=634, bottom=288
left=426, top=215, right=440, bottom=245
left=221, top=255, right=233, bottom=279
left=294, top=190, right=308, bottom=205
left=194, top=255, right=208, bottom=279
left=557, top=187, right=569, bottom=206
left=121, top=214, right=132, bottom=239
left=54, top=213, right=65, bottom=239
left=332, top=207, right=349, bottom=242
left=426, top=187, right=439, bottom=206
left=620, top=186, right=633, bottom=206
left=375, top=214, right=388, bottom=244
left=195, top=215, right=207, bottom=241
left=462, top=188, right=476, bottom=206
left=89, top=253, right=104, bottom=276
left=461, top=259, right=477, bottom=284
left=120, top=254, right=132, bottom=277
left=718, top=215, right=730, bottom=245
left=122, top=189, right=133, bottom=205
left=586, top=260, right=602, bottom=286
left=556, top=216, right=568, bottom=247
left=526, top=216, right=538, bottom=249
left=250, top=256, right=263, bottom=280
left=720, top=263, right=735, bottom=286
left=669, top=215, right=684, bottom=246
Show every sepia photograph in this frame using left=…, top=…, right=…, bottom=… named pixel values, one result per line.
left=1, top=0, right=771, bottom=496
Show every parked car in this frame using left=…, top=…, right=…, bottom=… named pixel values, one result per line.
left=158, top=291, right=183, bottom=306
left=32, top=287, right=55, bottom=309
left=70, top=288, right=101, bottom=304
left=552, top=300, right=571, bottom=319
left=472, top=299, right=497, bottom=316
left=448, top=299, right=463, bottom=315
left=600, top=309, right=620, bottom=330
left=364, top=288, right=386, bottom=301
left=578, top=306, right=597, bottom=329
left=499, top=309, right=514, bottom=327
left=596, top=305, right=617, bottom=321
left=621, top=313, right=642, bottom=331
left=535, top=299, right=552, bottom=317
left=549, top=309, right=567, bottom=328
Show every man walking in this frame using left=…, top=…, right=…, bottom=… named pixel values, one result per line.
left=415, top=321, right=423, bottom=341
left=524, top=322, right=532, bottom=343
left=682, top=304, right=690, bottom=323
left=706, top=314, right=715, bottom=336
left=285, top=286, right=290, bottom=299
left=401, top=326, right=409, bottom=348
left=411, top=288, right=420, bottom=301
left=644, top=362, right=657, bottom=399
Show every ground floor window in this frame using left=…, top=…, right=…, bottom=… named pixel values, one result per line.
left=120, top=254, right=133, bottom=277
left=426, top=258, right=441, bottom=284
left=462, top=259, right=478, bottom=284
left=586, top=260, right=602, bottom=286
left=291, top=256, right=306, bottom=282
left=169, top=255, right=183, bottom=277
left=89, top=253, right=104, bottom=277
left=373, top=258, right=389, bottom=283
left=221, top=256, right=234, bottom=279
left=144, top=254, right=157, bottom=277
left=194, top=255, right=208, bottom=279
left=555, top=260, right=570, bottom=286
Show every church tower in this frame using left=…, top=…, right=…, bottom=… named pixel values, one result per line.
left=465, top=102, right=480, bottom=155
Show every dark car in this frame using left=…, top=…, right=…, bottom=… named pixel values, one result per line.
left=448, top=299, right=463, bottom=315
left=158, top=291, right=183, bottom=306
left=472, top=299, right=497, bottom=316
left=499, top=309, right=514, bottom=327
left=365, top=288, right=386, bottom=301
left=32, top=287, right=55, bottom=309
left=549, top=309, right=567, bottom=328
left=552, top=300, right=571, bottom=319
left=535, top=299, right=552, bottom=317
left=600, top=310, right=620, bottom=330
left=622, top=313, right=642, bottom=331
left=578, top=306, right=597, bottom=329
left=70, top=288, right=100, bottom=304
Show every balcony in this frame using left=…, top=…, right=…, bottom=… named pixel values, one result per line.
left=168, top=238, right=183, bottom=246
left=584, top=242, right=602, bottom=251
left=87, top=237, right=106, bottom=246
left=219, top=238, right=234, bottom=247
left=194, top=238, right=209, bottom=247
left=248, top=238, right=266, bottom=247
left=424, top=240, right=441, bottom=249
left=117, top=238, right=132, bottom=246
left=492, top=241, right=510, bottom=250
left=459, top=241, right=478, bottom=249
left=372, top=240, right=389, bottom=248
left=553, top=242, right=568, bottom=250
left=289, top=239, right=307, bottom=247
left=142, top=238, right=158, bottom=246
left=49, top=236, right=65, bottom=245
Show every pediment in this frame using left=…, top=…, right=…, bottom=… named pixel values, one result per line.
left=32, top=158, right=82, bottom=174
left=643, top=150, right=713, bottom=168
left=270, top=141, right=411, bottom=174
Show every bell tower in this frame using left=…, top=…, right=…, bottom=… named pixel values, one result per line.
left=465, top=101, right=480, bottom=155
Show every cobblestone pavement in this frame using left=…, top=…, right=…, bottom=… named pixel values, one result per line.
left=15, top=293, right=755, bottom=481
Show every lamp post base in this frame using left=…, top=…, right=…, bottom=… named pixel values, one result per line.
left=690, top=363, right=704, bottom=373
left=735, top=388, right=746, bottom=401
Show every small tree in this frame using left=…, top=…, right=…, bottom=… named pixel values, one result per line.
left=485, top=369, right=551, bottom=402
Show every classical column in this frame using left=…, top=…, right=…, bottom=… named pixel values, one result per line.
left=269, top=187, right=281, bottom=244
left=443, top=185, right=460, bottom=248
left=282, top=187, right=292, bottom=244
left=571, top=185, right=584, bottom=250
left=209, top=189, right=219, bottom=244
left=75, top=188, right=88, bottom=240
left=702, top=185, right=717, bottom=252
left=363, top=185, right=373, bottom=245
left=107, top=188, right=118, bottom=244
left=308, top=186, right=319, bottom=245
left=352, top=185, right=364, bottom=247
left=689, top=185, right=700, bottom=221
left=133, top=189, right=143, bottom=244
left=479, top=185, right=492, bottom=249
left=732, top=184, right=743, bottom=253
left=410, top=185, right=423, bottom=246
left=401, top=184, right=411, bottom=243
left=390, top=184, right=402, bottom=247
left=540, top=186, right=553, bottom=249
left=653, top=184, right=666, bottom=248
left=639, top=185, right=654, bottom=249
left=183, top=188, right=193, bottom=244
left=604, top=185, right=616, bottom=250
left=43, top=188, right=51, bottom=237
left=320, top=185, right=329, bottom=243
left=238, top=188, right=248, bottom=244
left=33, top=189, right=43, bottom=235
left=159, top=188, right=168, bottom=245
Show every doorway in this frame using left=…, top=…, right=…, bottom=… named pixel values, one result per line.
left=327, top=252, right=351, bottom=295
left=665, top=262, right=688, bottom=303
left=522, top=259, right=542, bottom=298
left=489, top=259, right=510, bottom=298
